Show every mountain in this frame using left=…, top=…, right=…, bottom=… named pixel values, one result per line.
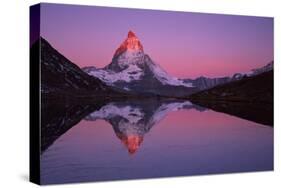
left=85, top=99, right=205, bottom=154
left=182, top=61, right=273, bottom=91
left=250, top=61, right=273, bottom=76
left=83, top=31, right=198, bottom=97
left=190, top=70, right=273, bottom=103
left=189, top=70, right=273, bottom=125
left=83, top=31, right=273, bottom=96
left=32, top=37, right=128, bottom=98
left=183, top=76, right=230, bottom=90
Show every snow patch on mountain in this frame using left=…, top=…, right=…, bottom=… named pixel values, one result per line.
left=147, top=60, right=193, bottom=87
left=251, top=61, right=273, bottom=75
left=231, top=61, right=273, bottom=80
left=112, top=50, right=145, bottom=69
left=84, top=63, right=143, bottom=85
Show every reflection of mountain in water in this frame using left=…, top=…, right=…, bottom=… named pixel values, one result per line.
left=84, top=100, right=206, bottom=154
left=41, top=100, right=107, bottom=153
left=41, top=99, right=204, bottom=154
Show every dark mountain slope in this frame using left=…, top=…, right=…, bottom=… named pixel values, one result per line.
left=183, top=61, right=273, bottom=92
left=31, top=37, right=129, bottom=98
left=190, top=70, right=273, bottom=126
left=190, top=70, right=273, bottom=103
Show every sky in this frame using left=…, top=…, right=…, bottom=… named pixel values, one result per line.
left=38, top=3, right=273, bottom=79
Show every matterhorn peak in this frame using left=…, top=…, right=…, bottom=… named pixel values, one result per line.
left=127, top=30, right=137, bottom=38
left=113, top=30, right=144, bottom=58
left=84, top=30, right=195, bottom=93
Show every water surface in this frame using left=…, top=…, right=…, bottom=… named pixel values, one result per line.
left=40, top=100, right=273, bottom=184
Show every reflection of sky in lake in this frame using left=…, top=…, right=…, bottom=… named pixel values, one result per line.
left=41, top=101, right=273, bottom=185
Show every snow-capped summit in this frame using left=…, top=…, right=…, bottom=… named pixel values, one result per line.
left=113, top=30, right=144, bottom=58
left=105, top=31, right=145, bottom=71
left=83, top=31, right=197, bottom=97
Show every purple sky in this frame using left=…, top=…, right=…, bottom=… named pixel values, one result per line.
left=40, top=3, right=273, bottom=78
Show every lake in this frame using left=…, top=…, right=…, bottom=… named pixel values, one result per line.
left=40, top=99, right=273, bottom=184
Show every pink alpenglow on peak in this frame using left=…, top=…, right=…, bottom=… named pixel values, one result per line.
left=114, top=30, right=144, bottom=58
left=83, top=30, right=196, bottom=96
left=127, top=30, right=137, bottom=38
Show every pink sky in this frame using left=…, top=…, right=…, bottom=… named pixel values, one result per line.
left=40, top=4, right=273, bottom=78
